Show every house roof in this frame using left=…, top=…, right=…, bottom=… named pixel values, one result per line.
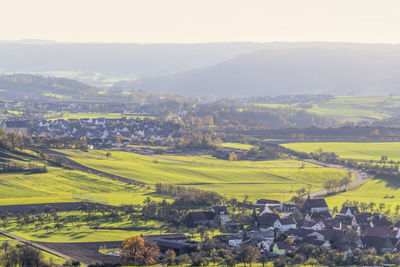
left=308, top=211, right=331, bottom=220
left=303, top=198, right=328, bottom=210
left=246, top=230, right=274, bottom=240
left=322, top=218, right=341, bottom=229
left=3, top=120, right=27, bottom=128
left=257, top=199, right=280, bottom=205
left=302, top=220, right=318, bottom=228
left=361, top=236, right=395, bottom=252
left=240, top=239, right=258, bottom=248
left=340, top=206, right=360, bottom=215
left=370, top=215, right=392, bottom=227
left=258, top=213, right=280, bottom=227
left=153, top=238, right=193, bottom=250
left=317, top=229, right=345, bottom=242
left=286, top=228, right=314, bottom=238
left=363, top=227, right=394, bottom=237
left=212, top=206, right=228, bottom=215
left=334, top=215, right=353, bottom=225
left=393, top=221, right=400, bottom=228
left=280, top=217, right=296, bottom=225
left=275, top=241, right=293, bottom=251
left=353, top=213, right=371, bottom=224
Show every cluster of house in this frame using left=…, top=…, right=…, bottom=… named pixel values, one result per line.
left=184, top=197, right=400, bottom=257
left=1, top=118, right=181, bottom=147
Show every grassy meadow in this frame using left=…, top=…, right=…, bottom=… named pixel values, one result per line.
left=253, top=95, right=400, bottom=122
left=59, top=150, right=350, bottom=201
left=220, top=142, right=255, bottom=150
left=284, top=141, right=400, bottom=212
left=326, top=178, right=400, bottom=211
left=3, top=211, right=221, bottom=243
left=0, top=150, right=169, bottom=206
left=283, top=142, right=400, bottom=162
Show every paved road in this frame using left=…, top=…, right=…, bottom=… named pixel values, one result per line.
left=0, top=230, right=88, bottom=266
left=304, top=159, right=373, bottom=198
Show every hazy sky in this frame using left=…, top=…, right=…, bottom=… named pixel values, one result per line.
left=1, top=0, right=400, bottom=43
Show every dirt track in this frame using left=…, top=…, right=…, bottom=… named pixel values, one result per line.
left=36, top=241, right=122, bottom=265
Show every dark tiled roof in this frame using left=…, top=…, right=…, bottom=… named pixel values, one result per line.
left=322, top=218, right=341, bottom=229
left=257, top=199, right=280, bottom=205
left=258, top=213, right=280, bottom=227
left=361, top=236, right=395, bottom=252
left=318, top=229, right=345, bottom=242
left=334, top=215, right=353, bottom=226
left=303, top=198, right=328, bottom=210
left=353, top=213, right=371, bottom=224
left=340, top=206, right=360, bottom=215
left=286, top=228, right=314, bottom=238
left=302, top=220, right=317, bottom=228
left=280, top=217, right=296, bottom=225
left=363, top=227, right=394, bottom=237
left=308, top=211, right=331, bottom=220
left=3, top=120, right=27, bottom=128
left=212, top=206, right=228, bottom=215
left=275, top=241, right=293, bottom=251
left=246, top=230, right=274, bottom=240
left=370, top=215, right=392, bottom=227
left=153, top=239, right=192, bottom=249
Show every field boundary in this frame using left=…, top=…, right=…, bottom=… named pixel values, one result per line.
left=33, top=148, right=146, bottom=187
left=0, top=230, right=88, bottom=266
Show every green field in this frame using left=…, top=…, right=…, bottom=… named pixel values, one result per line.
left=220, top=142, right=255, bottom=150
left=252, top=95, right=400, bottom=122
left=5, top=214, right=168, bottom=242
left=326, top=178, right=400, bottom=211
left=4, top=211, right=221, bottom=243
left=59, top=150, right=350, bottom=201
left=0, top=150, right=169, bottom=206
left=156, top=154, right=320, bottom=168
left=284, top=141, right=400, bottom=213
left=283, top=142, right=400, bottom=162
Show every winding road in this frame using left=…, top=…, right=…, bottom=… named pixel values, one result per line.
left=304, top=159, right=372, bottom=198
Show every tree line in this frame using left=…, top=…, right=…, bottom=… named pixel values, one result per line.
left=0, top=161, right=47, bottom=173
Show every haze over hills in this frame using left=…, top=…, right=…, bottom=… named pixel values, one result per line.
left=118, top=46, right=400, bottom=97
left=0, top=73, right=99, bottom=99
left=2, top=41, right=400, bottom=97
left=0, top=41, right=279, bottom=77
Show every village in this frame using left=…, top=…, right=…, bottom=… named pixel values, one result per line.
left=0, top=118, right=181, bottom=148
left=135, top=195, right=400, bottom=266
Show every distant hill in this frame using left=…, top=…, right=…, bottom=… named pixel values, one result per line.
left=0, top=42, right=281, bottom=77
left=118, top=46, right=400, bottom=97
left=0, top=73, right=99, bottom=99
left=2, top=42, right=400, bottom=97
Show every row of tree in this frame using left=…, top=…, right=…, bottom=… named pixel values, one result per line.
left=0, top=161, right=47, bottom=173
left=154, top=183, right=223, bottom=206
